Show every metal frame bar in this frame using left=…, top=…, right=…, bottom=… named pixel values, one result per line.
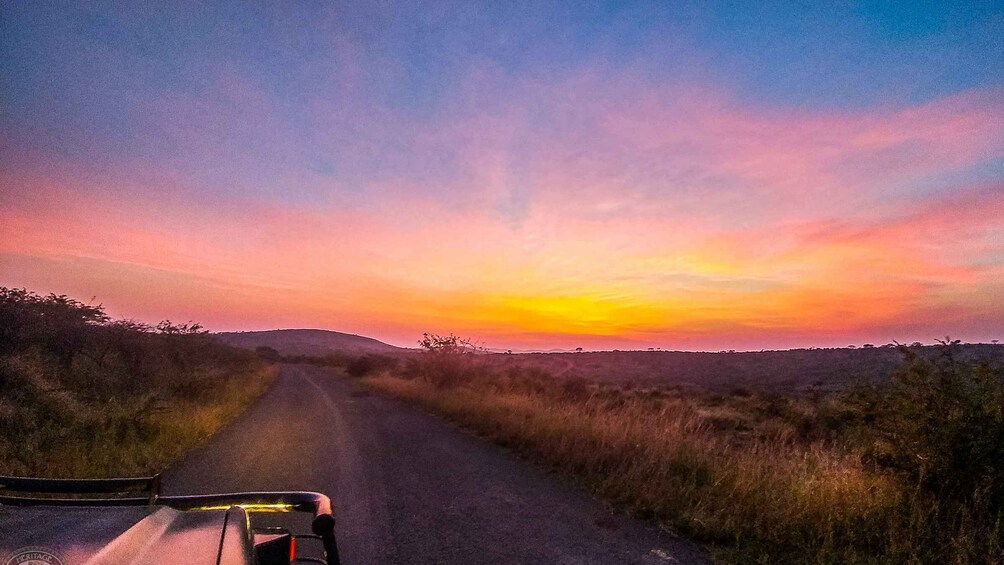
left=0, top=475, right=160, bottom=497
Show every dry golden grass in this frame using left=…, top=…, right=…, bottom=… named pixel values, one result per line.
left=1, top=364, right=276, bottom=478
left=364, top=372, right=1002, bottom=564
left=0, top=289, right=281, bottom=480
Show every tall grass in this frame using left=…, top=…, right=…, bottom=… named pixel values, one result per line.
left=0, top=288, right=276, bottom=477
left=0, top=355, right=275, bottom=478
left=362, top=343, right=1003, bottom=564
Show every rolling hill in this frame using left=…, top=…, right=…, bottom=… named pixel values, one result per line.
left=216, top=329, right=407, bottom=356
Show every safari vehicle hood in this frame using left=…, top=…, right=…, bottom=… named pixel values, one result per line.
left=1, top=504, right=252, bottom=565
left=0, top=476, right=339, bottom=565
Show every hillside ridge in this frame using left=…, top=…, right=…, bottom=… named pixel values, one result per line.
left=216, top=328, right=407, bottom=356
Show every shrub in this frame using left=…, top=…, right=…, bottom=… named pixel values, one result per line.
left=255, top=346, right=282, bottom=362
left=345, top=354, right=398, bottom=378
left=321, top=353, right=350, bottom=367
left=256, top=350, right=350, bottom=367
left=413, top=333, right=485, bottom=388
left=0, top=288, right=109, bottom=366
left=0, top=287, right=273, bottom=477
left=854, top=339, right=1004, bottom=508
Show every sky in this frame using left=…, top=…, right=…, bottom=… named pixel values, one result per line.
left=2, top=2, right=1003, bottom=351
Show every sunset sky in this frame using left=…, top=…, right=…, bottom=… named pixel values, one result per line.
left=2, top=2, right=1002, bottom=351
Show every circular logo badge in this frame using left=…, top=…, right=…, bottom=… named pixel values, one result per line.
left=4, top=547, right=63, bottom=565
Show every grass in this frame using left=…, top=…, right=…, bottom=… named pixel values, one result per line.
left=362, top=357, right=1003, bottom=564
left=0, top=287, right=278, bottom=478
left=2, top=363, right=276, bottom=478
left=0, top=353, right=276, bottom=479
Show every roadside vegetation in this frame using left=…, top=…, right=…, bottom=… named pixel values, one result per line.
left=252, top=345, right=352, bottom=368
left=359, top=333, right=1004, bottom=564
left=253, top=344, right=400, bottom=378
left=0, top=287, right=275, bottom=478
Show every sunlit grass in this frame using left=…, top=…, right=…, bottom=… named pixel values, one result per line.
left=0, top=288, right=280, bottom=479
left=0, top=361, right=276, bottom=479
left=364, top=371, right=1002, bottom=564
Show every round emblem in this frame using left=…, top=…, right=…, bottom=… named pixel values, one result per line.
left=4, top=547, right=63, bottom=565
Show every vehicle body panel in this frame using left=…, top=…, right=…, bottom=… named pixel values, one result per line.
left=0, top=476, right=338, bottom=565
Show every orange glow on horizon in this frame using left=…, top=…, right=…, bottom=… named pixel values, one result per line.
left=2, top=81, right=1002, bottom=351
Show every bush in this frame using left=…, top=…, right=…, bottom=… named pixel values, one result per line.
left=0, top=287, right=273, bottom=477
left=0, top=288, right=109, bottom=366
left=255, top=346, right=282, bottom=362
left=345, top=354, right=398, bottom=378
left=412, top=333, right=485, bottom=388
left=255, top=350, right=350, bottom=367
left=854, top=339, right=1004, bottom=507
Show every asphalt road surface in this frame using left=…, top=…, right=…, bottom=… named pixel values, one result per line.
left=164, top=365, right=710, bottom=565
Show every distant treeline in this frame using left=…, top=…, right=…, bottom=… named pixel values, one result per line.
left=480, top=342, right=1004, bottom=392
left=0, top=287, right=274, bottom=477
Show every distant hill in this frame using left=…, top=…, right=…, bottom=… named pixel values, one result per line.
left=216, top=329, right=407, bottom=356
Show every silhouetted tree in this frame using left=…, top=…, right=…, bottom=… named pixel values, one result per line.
left=0, top=287, right=109, bottom=367
left=416, top=333, right=483, bottom=388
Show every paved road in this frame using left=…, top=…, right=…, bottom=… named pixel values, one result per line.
left=163, top=365, right=709, bottom=565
